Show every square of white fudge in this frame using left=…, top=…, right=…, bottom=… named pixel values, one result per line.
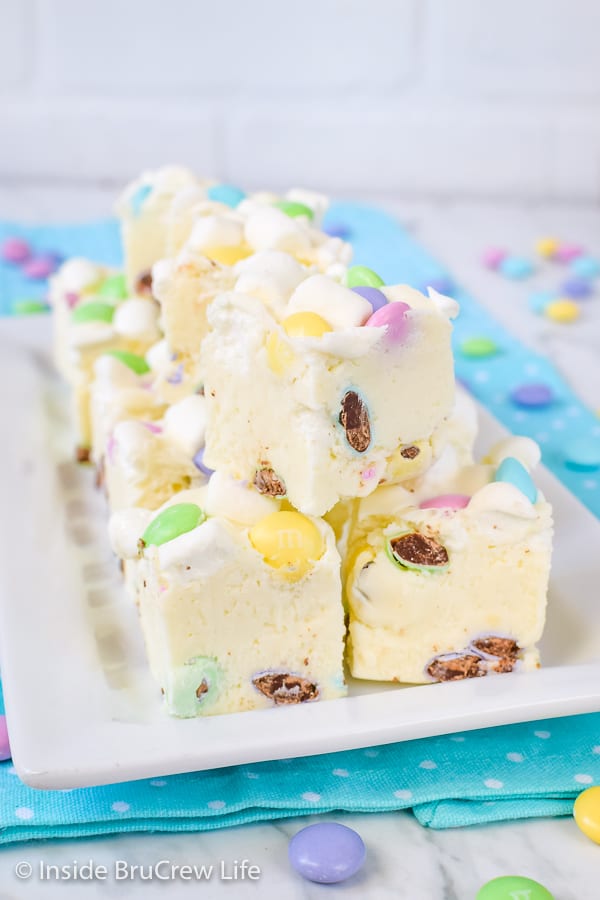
left=201, top=280, right=456, bottom=516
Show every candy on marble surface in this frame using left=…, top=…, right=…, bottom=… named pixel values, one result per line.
left=206, top=184, right=246, bottom=208
left=274, top=200, right=314, bottom=220
left=1, top=236, right=31, bottom=263
left=481, top=247, right=506, bottom=269
left=570, top=255, right=600, bottom=279
left=98, top=273, right=129, bottom=300
left=103, top=349, right=151, bottom=375
left=351, top=285, right=388, bottom=314
left=141, top=503, right=206, bottom=548
left=544, top=299, right=580, bottom=323
left=248, top=511, right=324, bottom=580
left=564, top=437, right=600, bottom=472
left=528, top=289, right=556, bottom=315
left=535, top=237, right=559, bottom=258
left=22, top=255, right=59, bottom=280
left=498, top=256, right=535, bottom=280
left=495, top=456, right=538, bottom=504
left=346, top=265, right=385, bottom=288
left=560, top=276, right=592, bottom=299
left=554, top=242, right=583, bottom=264
left=459, top=336, right=499, bottom=359
left=574, top=785, right=600, bottom=844
left=476, top=875, right=554, bottom=900
left=510, top=383, right=555, bottom=409
left=364, top=301, right=411, bottom=343
left=419, top=494, right=471, bottom=510
left=288, top=822, right=366, bottom=884
left=12, top=299, right=50, bottom=315
left=0, top=715, right=10, bottom=761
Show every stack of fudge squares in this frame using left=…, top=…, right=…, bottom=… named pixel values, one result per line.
left=50, top=165, right=554, bottom=718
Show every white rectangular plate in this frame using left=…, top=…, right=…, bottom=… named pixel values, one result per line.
left=1, top=318, right=600, bottom=790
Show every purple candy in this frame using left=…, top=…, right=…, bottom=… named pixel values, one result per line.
left=426, top=275, right=455, bottom=295
left=323, top=221, right=352, bottom=240
left=351, top=285, right=388, bottom=314
left=0, top=715, right=11, bottom=762
left=510, top=383, right=555, bottom=409
left=23, top=255, right=59, bottom=280
left=561, top=277, right=592, bottom=299
left=289, top=822, right=366, bottom=884
left=193, top=447, right=214, bottom=477
left=166, top=363, right=184, bottom=385
left=1, top=236, right=31, bottom=264
left=365, top=301, right=411, bottom=343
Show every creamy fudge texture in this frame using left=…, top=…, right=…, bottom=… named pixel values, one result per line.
left=201, top=280, right=457, bottom=516
left=345, top=438, right=553, bottom=683
left=109, top=480, right=346, bottom=717
left=104, top=394, right=209, bottom=511
left=116, top=165, right=207, bottom=293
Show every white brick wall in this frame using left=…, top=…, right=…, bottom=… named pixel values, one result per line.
left=1, top=0, right=599, bottom=201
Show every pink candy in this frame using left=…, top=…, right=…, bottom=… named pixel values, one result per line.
left=142, top=422, right=163, bottom=434
left=554, top=243, right=583, bottom=264
left=22, top=255, right=58, bottom=280
left=1, top=236, right=31, bottom=263
left=365, top=301, right=411, bottom=343
left=0, top=715, right=11, bottom=762
left=482, top=247, right=506, bottom=270
left=419, top=493, right=471, bottom=510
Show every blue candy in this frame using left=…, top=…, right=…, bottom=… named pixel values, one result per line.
left=560, top=277, right=592, bottom=299
left=564, top=438, right=600, bottom=472
left=130, top=184, right=153, bottom=217
left=499, top=257, right=534, bottom=280
left=528, top=290, right=556, bottom=315
left=288, top=822, right=366, bottom=884
left=207, top=184, right=246, bottom=208
left=495, top=457, right=538, bottom=504
left=426, top=275, right=455, bottom=296
left=570, top=256, right=600, bottom=279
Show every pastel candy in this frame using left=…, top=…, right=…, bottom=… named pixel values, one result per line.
left=0, top=715, right=10, bottom=761
left=346, top=265, right=384, bottom=289
left=545, top=298, right=580, bottom=323
left=207, top=184, right=246, bottom=208
left=426, top=275, right=455, bottom=295
left=288, top=823, right=366, bottom=884
left=535, top=237, right=559, bottom=258
left=1, top=236, right=31, bottom=263
left=564, top=437, right=600, bottom=472
left=274, top=200, right=314, bottom=220
left=528, top=289, right=556, bottom=314
left=71, top=302, right=115, bottom=324
left=476, top=875, right=554, bottom=900
left=499, top=256, right=534, bottom=279
left=560, top=276, right=592, bottom=299
left=248, top=511, right=324, bottom=580
left=12, top=299, right=50, bottom=316
left=193, top=447, right=215, bottom=477
left=283, top=311, right=333, bottom=337
left=419, top=494, right=470, bottom=510
left=482, top=247, right=506, bottom=269
left=165, top=657, right=223, bottom=718
left=365, top=301, right=411, bottom=343
left=387, top=532, right=450, bottom=572
left=141, top=503, right=206, bottom=548
left=23, top=255, right=58, bottom=279
left=571, top=256, right=600, bottom=279
left=495, top=456, right=538, bottom=504
left=459, top=336, right=499, bottom=359
left=351, top=285, right=388, bottom=314
left=555, top=242, right=582, bottom=263
left=510, top=383, right=554, bottom=409
left=574, top=785, right=600, bottom=844
left=98, top=273, right=129, bottom=300
left=323, top=221, right=351, bottom=240
left=103, top=349, right=151, bottom=375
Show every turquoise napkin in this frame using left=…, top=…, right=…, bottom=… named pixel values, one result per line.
left=0, top=204, right=598, bottom=843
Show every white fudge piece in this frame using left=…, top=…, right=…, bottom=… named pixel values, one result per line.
left=109, top=485, right=346, bottom=717
left=201, top=280, right=456, bottom=516
left=345, top=439, right=553, bottom=683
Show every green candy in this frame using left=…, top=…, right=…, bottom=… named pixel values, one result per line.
left=12, top=299, right=49, bottom=316
left=141, top=503, right=206, bottom=548
left=346, top=265, right=385, bottom=289
left=164, top=657, right=223, bottom=718
left=274, top=200, right=314, bottom=220
left=98, top=273, right=128, bottom=300
left=103, top=349, right=150, bottom=375
left=71, top=301, right=115, bottom=324
left=460, top=336, right=499, bottom=359
left=476, top=875, right=554, bottom=900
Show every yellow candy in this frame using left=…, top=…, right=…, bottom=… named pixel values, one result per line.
left=203, top=244, right=252, bottom=266
left=574, top=785, right=600, bottom=844
left=266, top=312, right=332, bottom=374
left=545, top=299, right=580, bottom=323
left=249, top=511, right=324, bottom=581
left=535, top=236, right=559, bottom=258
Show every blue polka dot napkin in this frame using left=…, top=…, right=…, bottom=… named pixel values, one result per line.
left=0, top=205, right=599, bottom=842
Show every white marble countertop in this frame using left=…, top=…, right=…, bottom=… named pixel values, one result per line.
left=1, top=184, right=599, bottom=899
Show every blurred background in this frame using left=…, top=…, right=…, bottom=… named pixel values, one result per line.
left=1, top=0, right=599, bottom=202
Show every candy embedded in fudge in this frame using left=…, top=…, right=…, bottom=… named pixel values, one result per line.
left=345, top=437, right=553, bottom=683
left=201, top=278, right=457, bottom=516
left=116, top=165, right=208, bottom=294
left=108, top=476, right=346, bottom=717
left=104, top=393, right=210, bottom=511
